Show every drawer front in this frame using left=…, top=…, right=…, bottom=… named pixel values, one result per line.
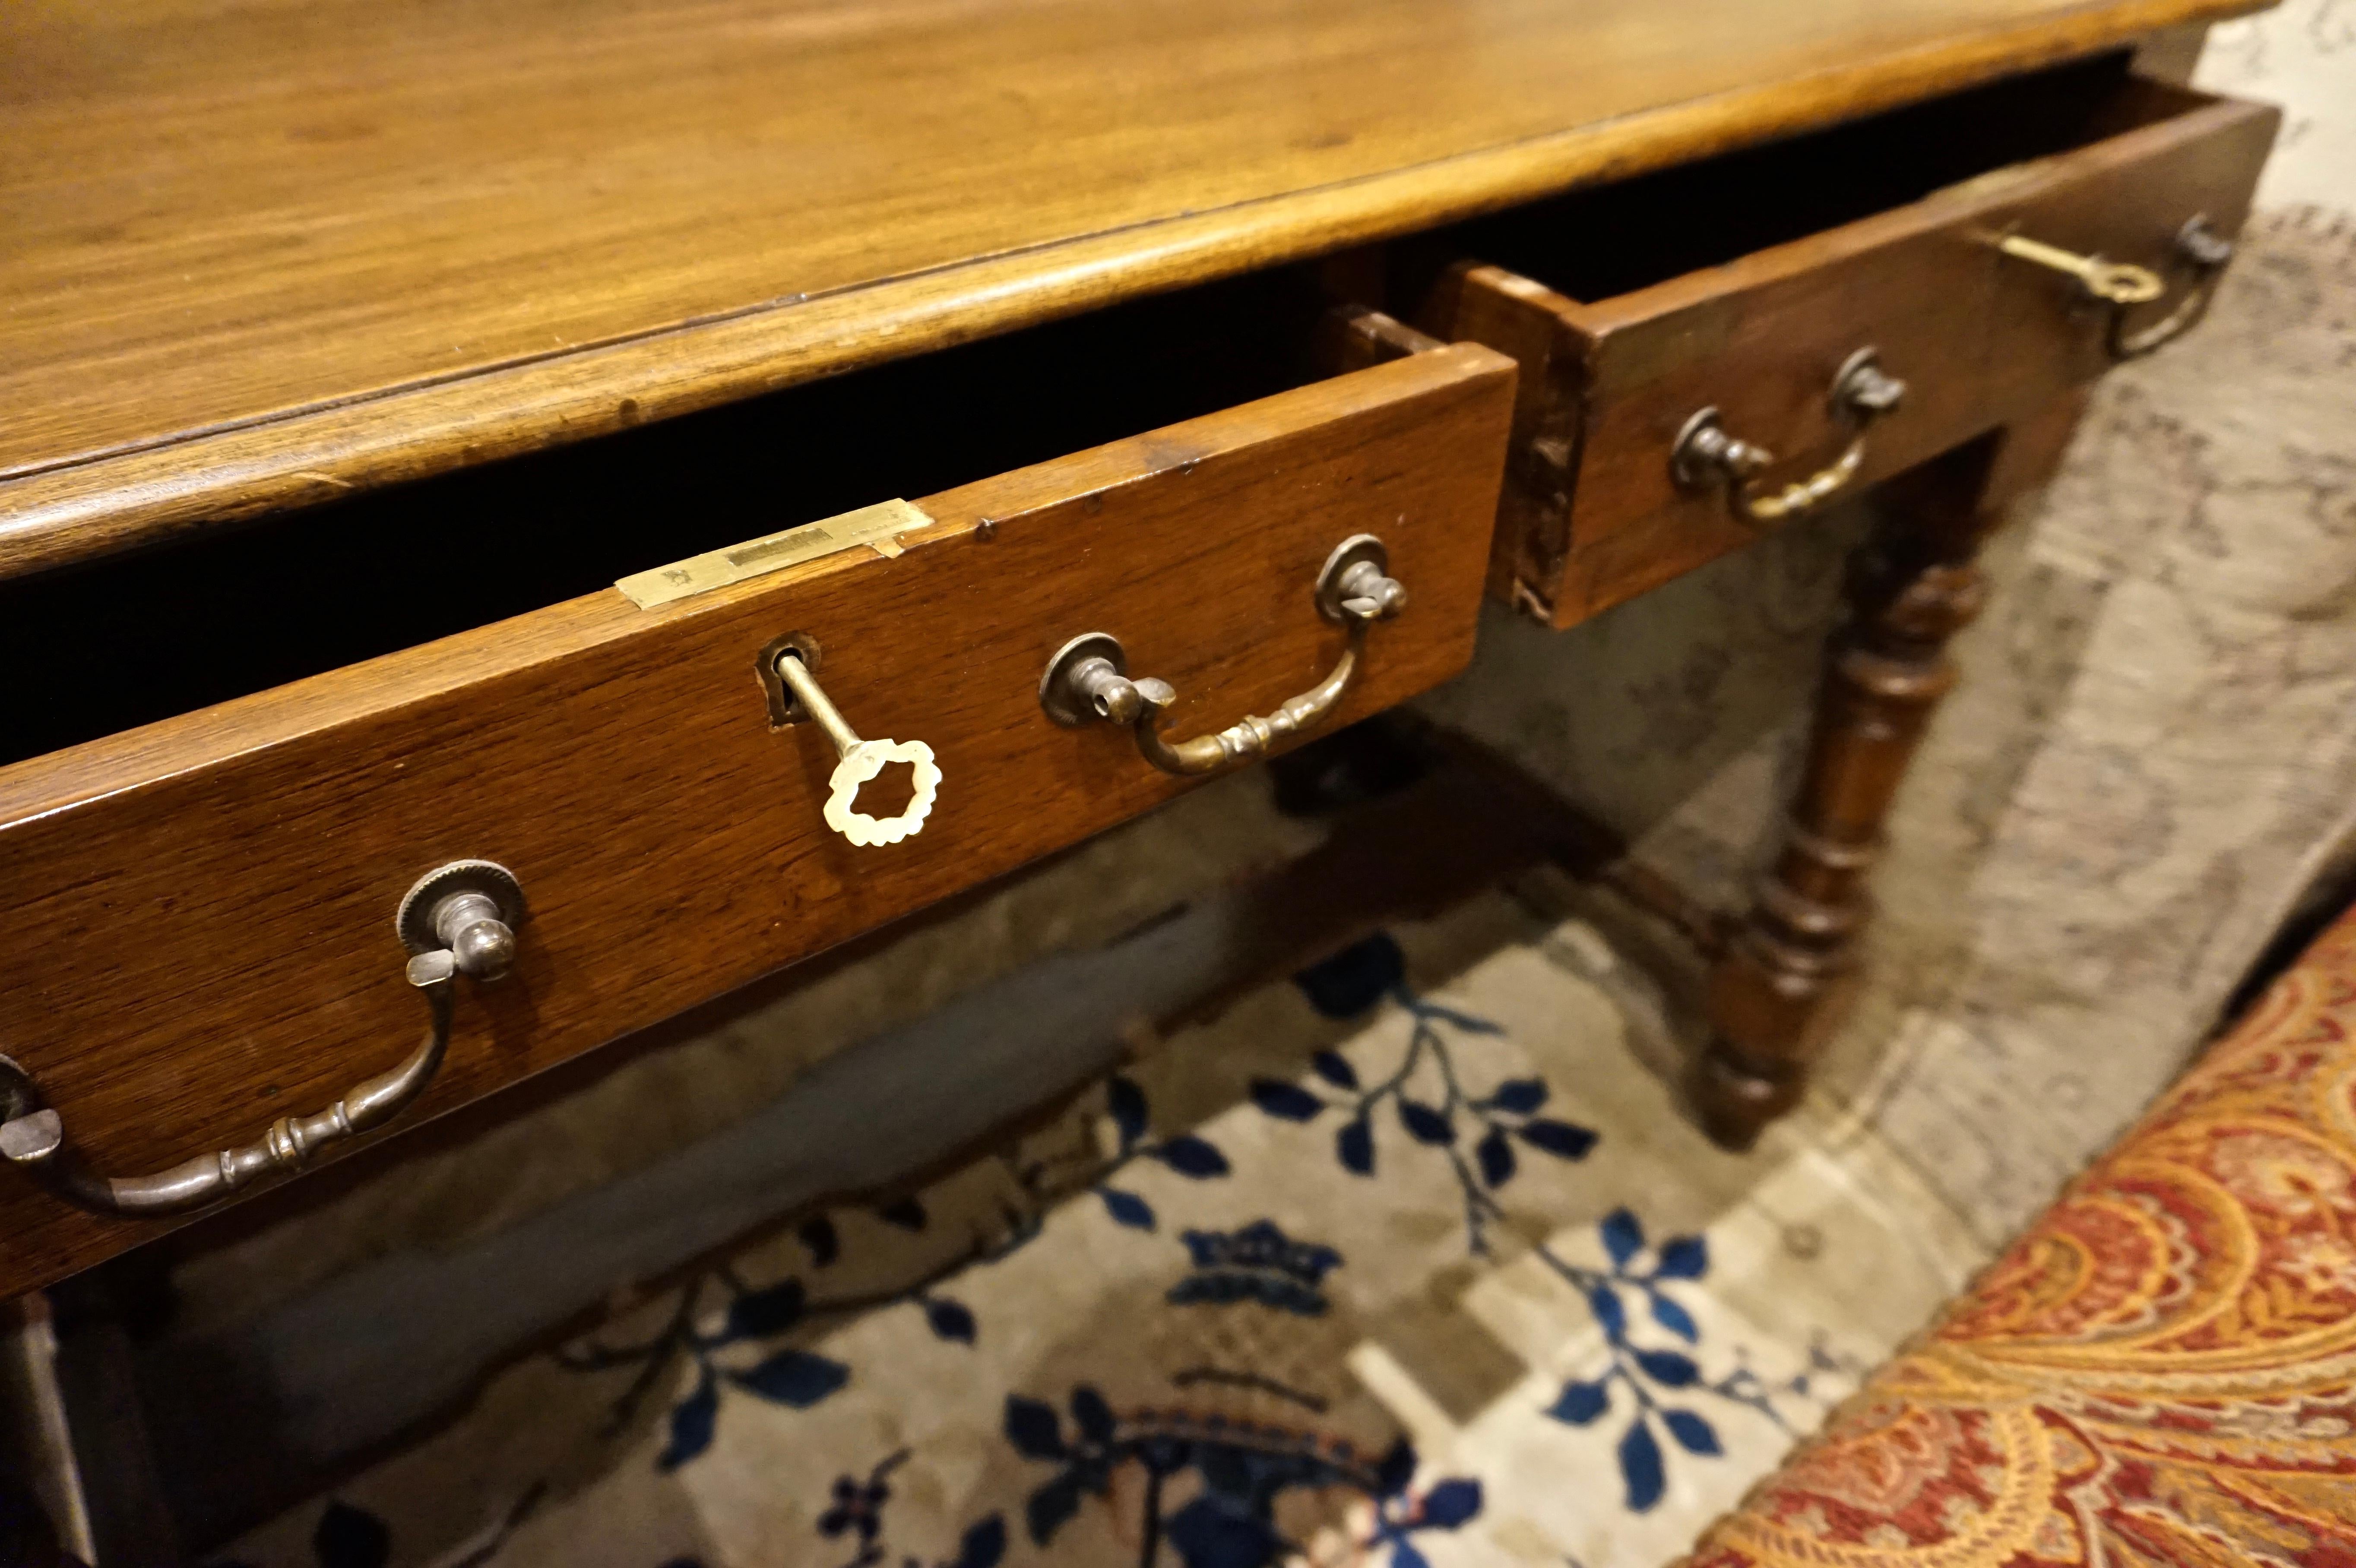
left=1426, top=84, right=2277, bottom=629
left=0, top=343, right=1514, bottom=1291
left=1980, top=93, right=2280, bottom=411
left=1509, top=223, right=1995, bottom=623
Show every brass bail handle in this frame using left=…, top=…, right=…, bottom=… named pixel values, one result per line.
left=0, top=860, right=525, bottom=1218
left=773, top=649, right=942, bottom=847
left=1038, top=534, right=1406, bottom=776
left=1672, top=348, right=1907, bottom=526
left=1995, top=215, right=2235, bottom=360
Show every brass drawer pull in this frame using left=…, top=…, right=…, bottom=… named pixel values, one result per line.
left=1671, top=348, right=1906, bottom=526
left=0, top=860, right=523, bottom=1218
left=1038, top=534, right=1405, bottom=776
left=1996, top=215, right=2235, bottom=360
left=773, top=648, right=941, bottom=847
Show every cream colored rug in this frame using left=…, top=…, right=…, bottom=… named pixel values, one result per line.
left=214, top=894, right=1978, bottom=1568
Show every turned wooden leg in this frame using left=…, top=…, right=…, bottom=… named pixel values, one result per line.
left=1694, top=441, right=2009, bottom=1149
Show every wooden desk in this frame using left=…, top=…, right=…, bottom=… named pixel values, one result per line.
left=0, top=0, right=2276, bottom=1294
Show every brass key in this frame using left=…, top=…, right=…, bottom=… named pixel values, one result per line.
left=1995, top=234, right=2166, bottom=305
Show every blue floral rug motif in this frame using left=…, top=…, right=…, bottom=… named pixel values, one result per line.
left=216, top=910, right=1890, bottom=1568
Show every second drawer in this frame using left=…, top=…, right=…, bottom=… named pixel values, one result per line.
left=1408, top=58, right=2278, bottom=627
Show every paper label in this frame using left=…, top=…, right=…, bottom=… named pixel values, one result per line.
left=615, top=499, right=933, bottom=609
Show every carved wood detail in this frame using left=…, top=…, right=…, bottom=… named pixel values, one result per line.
left=1694, top=437, right=2015, bottom=1148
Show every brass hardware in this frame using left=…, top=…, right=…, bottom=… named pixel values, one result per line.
left=1039, top=534, right=1405, bottom=776
left=773, top=649, right=941, bottom=847
left=1672, top=349, right=1906, bottom=525
left=1995, top=215, right=2235, bottom=360
left=1995, top=234, right=2166, bottom=305
left=0, top=860, right=524, bottom=1218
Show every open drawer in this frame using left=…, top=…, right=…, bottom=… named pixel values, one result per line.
left=0, top=278, right=1515, bottom=1292
left=1406, top=57, right=2279, bottom=627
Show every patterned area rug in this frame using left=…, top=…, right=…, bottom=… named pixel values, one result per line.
left=1685, top=903, right=2356, bottom=1568
left=215, top=893, right=1981, bottom=1568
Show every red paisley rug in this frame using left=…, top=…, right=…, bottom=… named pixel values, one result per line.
left=1682, top=906, right=2356, bottom=1568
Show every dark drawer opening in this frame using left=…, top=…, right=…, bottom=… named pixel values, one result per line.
left=0, top=271, right=1357, bottom=768
left=1392, top=54, right=2207, bottom=309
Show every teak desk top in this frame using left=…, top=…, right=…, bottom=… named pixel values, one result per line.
left=1, top=0, right=2253, bottom=579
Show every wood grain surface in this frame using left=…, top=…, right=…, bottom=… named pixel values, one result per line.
left=0, top=0, right=2265, bottom=578
left=1421, top=75, right=2275, bottom=626
left=0, top=343, right=1515, bottom=1296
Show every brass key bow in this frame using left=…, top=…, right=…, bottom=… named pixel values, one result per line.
left=772, top=649, right=942, bottom=847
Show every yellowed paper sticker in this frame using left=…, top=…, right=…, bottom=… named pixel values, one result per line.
left=615, top=499, right=933, bottom=609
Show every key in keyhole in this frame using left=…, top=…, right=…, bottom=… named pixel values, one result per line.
left=772, top=648, right=942, bottom=848
left=1995, top=234, right=2166, bottom=305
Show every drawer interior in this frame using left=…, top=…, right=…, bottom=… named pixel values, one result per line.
left=0, top=271, right=1348, bottom=768
left=1394, top=54, right=2210, bottom=308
